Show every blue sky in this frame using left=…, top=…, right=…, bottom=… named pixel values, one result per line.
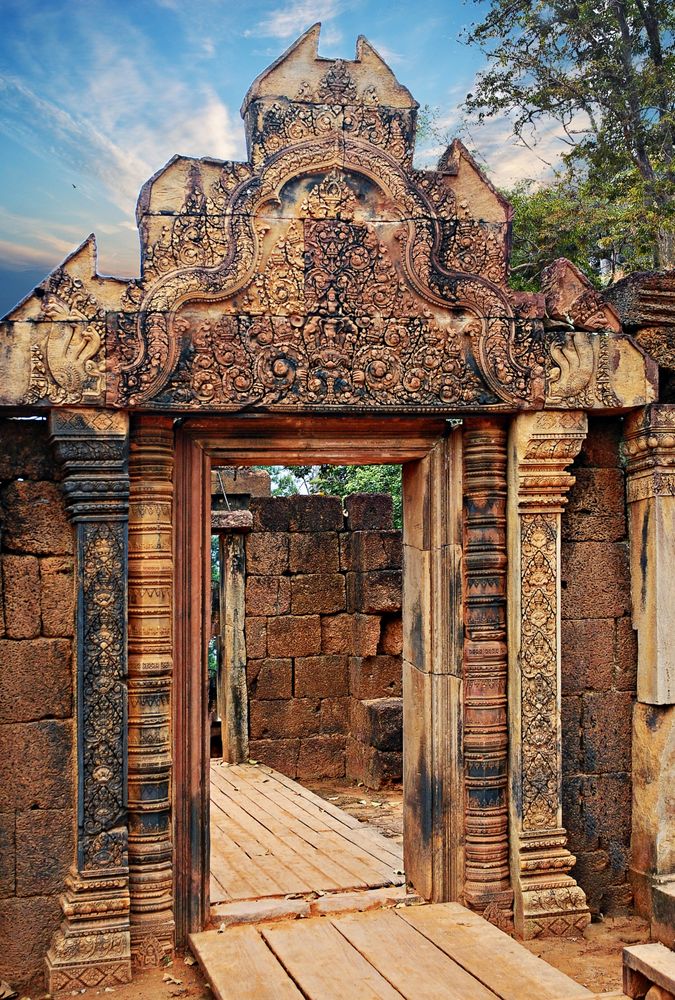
left=0, top=0, right=567, bottom=316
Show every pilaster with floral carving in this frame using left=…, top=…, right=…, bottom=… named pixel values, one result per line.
left=46, top=409, right=132, bottom=993
left=127, top=415, right=176, bottom=966
left=508, top=410, right=591, bottom=938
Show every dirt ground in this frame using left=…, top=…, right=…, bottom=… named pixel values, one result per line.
left=21, top=778, right=651, bottom=1000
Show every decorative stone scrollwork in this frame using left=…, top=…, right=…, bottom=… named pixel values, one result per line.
left=46, top=409, right=132, bottom=992
left=508, top=410, right=591, bottom=938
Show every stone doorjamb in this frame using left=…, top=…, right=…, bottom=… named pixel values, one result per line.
left=624, top=404, right=675, bottom=932
left=212, top=510, right=253, bottom=765
left=46, top=409, right=132, bottom=993
left=507, top=410, right=591, bottom=938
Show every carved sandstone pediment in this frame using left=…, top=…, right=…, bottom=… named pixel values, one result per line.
left=0, top=25, right=655, bottom=413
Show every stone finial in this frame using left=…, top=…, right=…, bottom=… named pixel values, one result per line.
left=541, top=258, right=622, bottom=332
left=241, top=24, right=418, bottom=115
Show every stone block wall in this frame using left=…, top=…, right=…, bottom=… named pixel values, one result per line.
left=244, top=493, right=403, bottom=786
left=560, top=415, right=637, bottom=916
left=0, top=417, right=75, bottom=991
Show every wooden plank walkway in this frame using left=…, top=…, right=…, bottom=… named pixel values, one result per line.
left=210, top=760, right=405, bottom=905
left=191, top=902, right=630, bottom=1000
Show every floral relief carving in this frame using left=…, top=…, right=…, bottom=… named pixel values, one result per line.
left=520, top=513, right=558, bottom=831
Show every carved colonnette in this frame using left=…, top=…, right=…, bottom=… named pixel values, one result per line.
left=45, top=410, right=132, bottom=992
left=507, top=410, right=591, bottom=938
left=127, top=415, right=175, bottom=964
left=461, top=418, right=513, bottom=929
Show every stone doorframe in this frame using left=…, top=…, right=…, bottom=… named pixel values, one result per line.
left=44, top=405, right=595, bottom=990
left=170, top=412, right=466, bottom=949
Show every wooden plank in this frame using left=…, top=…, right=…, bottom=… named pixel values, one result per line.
left=237, top=764, right=404, bottom=869
left=261, top=918, right=403, bottom=1000
left=225, top=765, right=401, bottom=884
left=399, top=903, right=591, bottom=1000
left=245, top=764, right=362, bottom=828
left=331, top=909, right=498, bottom=1000
left=211, top=786, right=316, bottom=895
left=190, top=925, right=303, bottom=1000
left=214, top=766, right=391, bottom=888
left=210, top=825, right=283, bottom=900
left=210, top=873, right=231, bottom=904
left=211, top=765, right=368, bottom=891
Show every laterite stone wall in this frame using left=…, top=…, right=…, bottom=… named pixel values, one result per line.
left=0, top=417, right=75, bottom=990
left=244, top=493, right=403, bottom=787
left=561, top=415, right=637, bottom=916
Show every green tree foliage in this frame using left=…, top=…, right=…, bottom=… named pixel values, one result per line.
left=463, top=0, right=675, bottom=268
left=264, top=465, right=403, bottom=528
left=506, top=172, right=658, bottom=288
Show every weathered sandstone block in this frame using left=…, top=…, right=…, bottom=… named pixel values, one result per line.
left=245, top=575, right=290, bottom=616
left=249, top=698, right=321, bottom=739
left=349, top=655, right=402, bottom=699
left=297, top=735, right=346, bottom=779
left=39, top=556, right=74, bottom=637
left=247, top=658, right=292, bottom=699
left=0, top=638, right=72, bottom=722
left=344, top=493, right=393, bottom=530
left=267, top=614, right=321, bottom=656
left=289, top=531, right=339, bottom=573
left=245, top=531, right=289, bottom=575
left=291, top=572, right=346, bottom=614
left=0, top=481, right=72, bottom=556
left=294, top=655, right=349, bottom=698
left=1, top=554, right=40, bottom=638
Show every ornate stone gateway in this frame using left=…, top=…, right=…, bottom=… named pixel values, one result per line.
left=0, top=24, right=657, bottom=993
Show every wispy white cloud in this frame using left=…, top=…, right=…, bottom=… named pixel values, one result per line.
left=248, top=0, right=344, bottom=40
left=0, top=237, right=69, bottom=270
left=368, top=39, right=405, bottom=67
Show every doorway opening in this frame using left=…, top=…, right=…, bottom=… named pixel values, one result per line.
left=208, top=463, right=406, bottom=919
left=173, top=414, right=463, bottom=945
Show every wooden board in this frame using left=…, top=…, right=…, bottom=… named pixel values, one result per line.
left=331, top=909, right=498, bottom=1000
left=399, top=903, right=591, bottom=1000
left=261, top=918, right=403, bottom=1000
left=192, top=903, right=609, bottom=1000
left=210, top=761, right=404, bottom=905
left=190, top=924, right=303, bottom=1000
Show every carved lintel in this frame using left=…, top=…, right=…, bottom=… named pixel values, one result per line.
left=624, top=406, right=675, bottom=704
left=47, top=409, right=132, bottom=991
left=508, top=410, right=591, bottom=938
left=128, top=414, right=175, bottom=962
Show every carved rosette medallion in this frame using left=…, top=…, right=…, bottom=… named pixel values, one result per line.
left=46, top=409, right=132, bottom=992
left=508, top=410, right=591, bottom=938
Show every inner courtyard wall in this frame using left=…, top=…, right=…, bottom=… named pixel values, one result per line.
left=242, top=492, right=403, bottom=787
left=0, top=417, right=75, bottom=991
left=560, top=415, right=637, bottom=916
